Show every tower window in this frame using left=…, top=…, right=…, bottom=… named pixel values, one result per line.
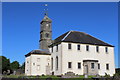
left=40, top=34, right=42, bottom=38
left=78, top=62, right=81, bottom=69
left=91, top=63, right=94, bottom=69
left=68, top=43, right=72, bottom=49
left=68, top=62, right=72, bottom=68
left=77, top=45, right=80, bottom=50
left=46, top=33, right=49, bottom=38
left=86, top=45, right=89, bottom=51
left=96, top=46, right=99, bottom=52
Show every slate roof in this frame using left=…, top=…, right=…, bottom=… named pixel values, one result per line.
left=25, top=49, right=51, bottom=57
left=52, top=31, right=114, bottom=47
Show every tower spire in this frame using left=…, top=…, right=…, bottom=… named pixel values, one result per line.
left=44, top=4, right=48, bottom=16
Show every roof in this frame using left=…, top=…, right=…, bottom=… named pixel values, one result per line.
left=25, top=49, right=51, bottom=57
left=83, top=60, right=98, bottom=62
left=40, top=15, right=52, bottom=24
left=51, top=31, right=114, bottom=47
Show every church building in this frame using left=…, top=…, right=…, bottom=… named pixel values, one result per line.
left=25, top=9, right=115, bottom=76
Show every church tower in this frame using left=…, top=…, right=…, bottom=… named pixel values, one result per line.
left=39, top=5, right=52, bottom=50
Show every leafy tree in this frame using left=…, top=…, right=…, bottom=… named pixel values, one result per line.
left=0, top=56, right=11, bottom=73
left=20, top=62, right=25, bottom=70
left=10, top=61, right=20, bottom=70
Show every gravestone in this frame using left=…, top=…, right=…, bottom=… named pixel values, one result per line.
left=61, top=72, right=79, bottom=78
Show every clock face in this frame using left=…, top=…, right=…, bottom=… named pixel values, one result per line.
left=46, top=24, right=49, bottom=26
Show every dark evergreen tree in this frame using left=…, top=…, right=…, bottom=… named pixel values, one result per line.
left=0, top=56, right=11, bottom=74
left=10, top=61, right=20, bottom=70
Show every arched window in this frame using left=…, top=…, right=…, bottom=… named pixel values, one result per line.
left=46, top=33, right=49, bottom=38
left=51, top=58, right=53, bottom=70
left=40, top=34, right=42, bottom=38
left=56, top=56, right=58, bottom=70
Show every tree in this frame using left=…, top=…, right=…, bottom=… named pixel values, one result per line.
left=20, top=62, right=25, bottom=70
left=10, top=61, right=20, bottom=70
left=0, top=56, right=11, bottom=74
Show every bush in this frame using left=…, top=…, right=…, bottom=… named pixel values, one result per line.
left=104, top=73, right=110, bottom=78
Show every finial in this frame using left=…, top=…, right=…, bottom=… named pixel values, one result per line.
left=44, top=4, right=48, bottom=16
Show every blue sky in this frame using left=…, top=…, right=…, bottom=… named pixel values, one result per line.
left=2, top=2, right=118, bottom=67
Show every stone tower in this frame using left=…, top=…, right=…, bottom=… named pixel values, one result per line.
left=39, top=13, right=52, bottom=50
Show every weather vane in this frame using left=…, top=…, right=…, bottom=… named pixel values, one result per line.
left=44, top=4, right=48, bottom=16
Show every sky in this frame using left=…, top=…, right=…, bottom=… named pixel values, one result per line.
left=2, top=2, right=118, bottom=67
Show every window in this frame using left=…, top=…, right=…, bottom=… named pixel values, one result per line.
left=68, top=44, right=71, bottom=49
left=56, top=56, right=58, bottom=70
left=51, top=58, right=53, bottom=70
left=86, top=45, right=89, bottom=51
left=27, top=61, right=29, bottom=63
left=98, top=63, right=100, bottom=69
left=33, top=63, right=35, bottom=66
left=68, top=62, right=72, bottom=68
left=37, top=58, right=40, bottom=62
left=91, top=63, right=94, bottom=69
left=77, top=45, right=80, bottom=50
left=56, top=45, right=58, bottom=52
left=37, top=65, right=40, bottom=70
left=96, top=46, right=99, bottom=52
left=45, top=33, right=49, bottom=38
left=106, top=64, right=109, bottom=70
left=52, top=46, right=53, bottom=52
left=105, top=47, right=108, bottom=53
left=78, top=62, right=81, bottom=69
left=40, top=34, right=42, bottom=38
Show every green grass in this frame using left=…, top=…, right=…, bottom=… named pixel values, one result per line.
left=2, top=74, right=96, bottom=79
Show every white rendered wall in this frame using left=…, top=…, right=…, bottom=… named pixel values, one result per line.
left=25, top=56, right=31, bottom=75
left=50, top=44, right=62, bottom=75
left=25, top=54, right=51, bottom=76
left=61, top=42, right=115, bottom=76
left=50, top=42, right=115, bottom=76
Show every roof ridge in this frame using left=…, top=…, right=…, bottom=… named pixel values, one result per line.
left=62, top=31, right=72, bottom=41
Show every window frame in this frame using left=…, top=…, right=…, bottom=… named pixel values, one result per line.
left=51, top=58, right=53, bottom=70
left=45, top=33, right=49, bottom=38
left=37, top=58, right=40, bottom=62
left=56, top=44, right=58, bottom=52
left=77, top=45, right=80, bottom=50
left=91, top=63, right=94, bottom=69
left=86, top=45, right=89, bottom=51
left=96, top=46, right=99, bottom=52
left=106, top=64, right=109, bottom=70
left=105, top=47, right=108, bottom=53
left=56, top=56, right=58, bottom=70
left=68, top=43, right=72, bottom=50
left=68, top=62, right=72, bottom=69
left=78, top=62, right=81, bottom=69
left=52, top=46, right=53, bottom=53
left=37, top=65, right=40, bottom=71
left=98, top=63, right=100, bottom=69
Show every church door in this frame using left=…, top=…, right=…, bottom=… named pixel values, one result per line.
left=46, top=65, right=50, bottom=75
left=84, top=65, right=88, bottom=75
